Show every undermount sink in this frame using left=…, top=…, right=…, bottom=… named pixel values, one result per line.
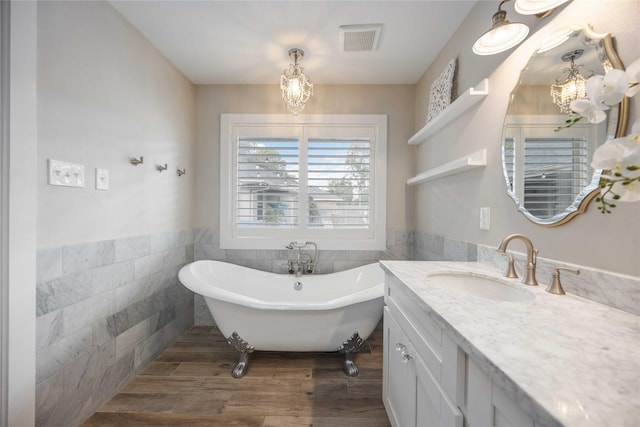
left=428, top=272, right=535, bottom=302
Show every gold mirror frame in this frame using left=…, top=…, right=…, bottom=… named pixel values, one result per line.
left=502, top=25, right=628, bottom=226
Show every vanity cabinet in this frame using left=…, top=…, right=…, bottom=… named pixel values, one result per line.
left=466, top=356, right=534, bottom=427
left=383, top=272, right=536, bottom=427
left=383, top=274, right=463, bottom=427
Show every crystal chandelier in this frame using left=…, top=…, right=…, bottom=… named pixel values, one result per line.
left=280, top=48, right=313, bottom=115
left=550, top=49, right=591, bottom=114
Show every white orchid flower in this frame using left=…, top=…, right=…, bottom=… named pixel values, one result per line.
left=591, top=133, right=640, bottom=177
left=592, top=131, right=640, bottom=204
left=625, top=57, right=640, bottom=97
left=569, top=98, right=606, bottom=123
left=586, top=70, right=629, bottom=108
left=602, top=178, right=640, bottom=202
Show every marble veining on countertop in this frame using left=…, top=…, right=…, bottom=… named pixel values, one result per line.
left=379, top=260, right=640, bottom=427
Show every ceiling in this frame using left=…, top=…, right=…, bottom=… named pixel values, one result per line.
left=109, top=0, right=477, bottom=85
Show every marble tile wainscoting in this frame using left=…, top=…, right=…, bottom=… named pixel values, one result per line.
left=192, top=228, right=414, bottom=325
left=35, top=230, right=196, bottom=426
left=413, top=231, right=478, bottom=262
left=478, top=245, right=640, bottom=316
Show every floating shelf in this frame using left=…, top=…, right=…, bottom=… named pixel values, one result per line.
left=407, top=149, right=487, bottom=185
left=408, top=79, right=489, bottom=145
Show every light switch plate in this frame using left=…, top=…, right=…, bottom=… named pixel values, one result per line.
left=96, top=168, right=109, bottom=190
left=48, top=159, right=85, bottom=188
left=480, top=207, right=490, bottom=231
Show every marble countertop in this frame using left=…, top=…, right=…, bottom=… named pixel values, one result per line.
left=380, top=260, right=640, bottom=427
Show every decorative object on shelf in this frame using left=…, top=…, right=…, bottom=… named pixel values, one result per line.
left=177, top=168, right=186, bottom=177
left=409, top=79, right=489, bottom=145
left=427, top=58, right=456, bottom=123
left=156, top=163, right=168, bottom=172
left=130, top=156, right=144, bottom=166
left=280, top=48, right=313, bottom=115
left=550, top=49, right=592, bottom=113
left=515, top=0, right=571, bottom=16
left=567, top=57, right=639, bottom=213
left=473, top=0, right=529, bottom=56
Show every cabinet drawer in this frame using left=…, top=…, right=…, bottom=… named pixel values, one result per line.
left=385, top=274, right=443, bottom=355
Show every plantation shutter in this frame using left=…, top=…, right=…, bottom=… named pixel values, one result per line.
left=236, top=137, right=299, bottom=228
left=307, top=137, right=371, bottom=228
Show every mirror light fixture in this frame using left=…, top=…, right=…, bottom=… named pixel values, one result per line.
left=515, top=0, right=571, bottom=16
left=473, top=0, right=529, bottom=55
left=280, top=48, right=313, bottom=115
left=550, top=49, right=592, bottom=114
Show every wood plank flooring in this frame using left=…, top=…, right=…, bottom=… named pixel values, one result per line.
left=83, top=326, right=391, bottom=427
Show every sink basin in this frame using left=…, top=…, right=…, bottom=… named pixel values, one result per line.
left=428, top=272, right=534, bottom=302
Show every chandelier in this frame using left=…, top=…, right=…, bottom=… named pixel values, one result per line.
left=550, top=49, right=592, bottom=114
left=280, top=48, right=313, bottom=115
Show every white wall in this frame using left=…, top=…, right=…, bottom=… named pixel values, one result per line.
left=37, top=1, right=195, bottom=249
left=194, top=84, right=415, bottom=234
left=5, top=2, right=37, bottom=425
left=413, top=0, right=640, bottom=277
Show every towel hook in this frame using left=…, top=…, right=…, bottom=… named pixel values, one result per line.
left=130, top=156, right=144, bottom=166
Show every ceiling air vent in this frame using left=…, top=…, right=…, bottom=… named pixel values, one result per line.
left=339, top=24, right=383, bottom=53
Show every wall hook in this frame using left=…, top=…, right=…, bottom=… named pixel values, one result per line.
left=156, top=163, right=168, bottom=172
left=177, top=168, right=186, bottom=177
left=130, top=156, right=144, bottom=166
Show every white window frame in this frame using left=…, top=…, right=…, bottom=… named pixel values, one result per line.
left=220, top=114, right=387, bottom=250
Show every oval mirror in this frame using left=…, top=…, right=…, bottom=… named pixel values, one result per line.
left=502, top=26, right=629, bottom=226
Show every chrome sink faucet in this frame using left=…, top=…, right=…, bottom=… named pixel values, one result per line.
left=496, top=234, right=539, bottom=286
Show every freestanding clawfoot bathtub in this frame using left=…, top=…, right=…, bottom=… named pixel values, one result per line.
left=178, top=260, right=384, bottom=377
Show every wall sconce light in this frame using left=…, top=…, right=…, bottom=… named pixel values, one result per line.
left=473, top=0, right=529, bottom=56
left=514, top=0, right=571, bottom=16
left=280, top=48, right=313, bottom=115
left=550, top=49, right=592, bottom=114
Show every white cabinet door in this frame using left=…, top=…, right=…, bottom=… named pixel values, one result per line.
left=384, top=307, right=463, bottom=427
left=467, top=356, right=534, bottom=427
left=384, top=307, right=417, bottom=427
left=415, top=352, right=464, bottom=427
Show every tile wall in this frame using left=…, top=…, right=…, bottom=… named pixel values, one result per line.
left=478, top=245, right=640, bottom=316
left=35, top=230, right=195, bottom=426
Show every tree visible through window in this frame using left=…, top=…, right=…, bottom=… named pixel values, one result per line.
left=220, top=115, right=387, bottom=250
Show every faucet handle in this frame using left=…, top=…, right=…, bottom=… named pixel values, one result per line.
left=501, top=254, right=518, bottom=279
left=546, top=267, right=580, bottom=295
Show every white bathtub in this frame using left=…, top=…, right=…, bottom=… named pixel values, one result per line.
left=178, top=260, right=385, bottom=352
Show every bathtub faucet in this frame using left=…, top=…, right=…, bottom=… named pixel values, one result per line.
left=286, top=241, right=318, bottom=276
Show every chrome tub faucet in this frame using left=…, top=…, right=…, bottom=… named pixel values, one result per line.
left=286, top=241, right=318, bottom=276
left=497, top=234, right=539, bottom=286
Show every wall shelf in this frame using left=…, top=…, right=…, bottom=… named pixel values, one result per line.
left=408, top=79, right=489, bottom=145
left=407, top=149, right=487, bottom=185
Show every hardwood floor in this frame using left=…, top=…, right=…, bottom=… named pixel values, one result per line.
left=83, top=326, right=391, bottom=427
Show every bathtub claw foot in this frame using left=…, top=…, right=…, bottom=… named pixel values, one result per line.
left=338, top=332, right=366, bottom=377
left=226, top=332, right=255, bottom=378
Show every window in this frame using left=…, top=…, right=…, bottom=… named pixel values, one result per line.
left=503, top=115, right=602, bottom=219
left=220, top=114, right=387, bottom=250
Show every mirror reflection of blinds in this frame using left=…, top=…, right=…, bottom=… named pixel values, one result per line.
left=307, top=138, right=371, bottom=228
left=236, top=137, right=299, bottom=228
left=523, top=137, right=589, bottom=218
